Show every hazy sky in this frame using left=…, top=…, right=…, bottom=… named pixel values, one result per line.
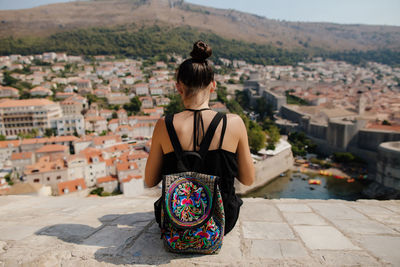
left=1, top=0, right=399, bottom=26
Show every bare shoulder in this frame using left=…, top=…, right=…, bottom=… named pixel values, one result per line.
left=225, top=113, right=247, bottom=139
left=226, top=113, right=246, bottom=128
left=152, top=117, right=167, bottom=137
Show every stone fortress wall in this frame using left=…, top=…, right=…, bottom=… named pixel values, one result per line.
left=235, top=145, right=293, bottom=194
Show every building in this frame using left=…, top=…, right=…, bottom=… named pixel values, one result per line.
left=24, top=156, right=69, bottom=194
left=50, top=114, right=85, bottom=136
left=85, top=116, right=107, bottom=134
left=60, top=99, right=84, bottom=116
left=0, top=86, right=19, bottom=98
left=0, top=99, right=62, bottom=137
left=10, top=151, right=35, bottom=176
left=30, top=86, right=53, bottom=97
left=134, top=83, right=149, bottom=96
left=57, top=178, right=87, bottom=195
left=35, top=144, right=69, bottom=160
left=96, top=176, right=118, bottom=193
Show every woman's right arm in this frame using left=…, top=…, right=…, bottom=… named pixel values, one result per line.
left=144, top=118, right=165, bottom=187
left=234, top=116, right=255, bottom=186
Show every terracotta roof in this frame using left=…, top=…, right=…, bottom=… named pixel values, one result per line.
left=129, top=115, right=160, bottom=121
left=36, top=144, right=68, bottom=153
left=97, top=176, right=118, bottom=184
left=142, top=108, right=158, bottom=114
left=108, top=119, right=119, bottom=125
left=0, top=99, right=56, bottom=108
left=78, top=147, right=105, bottom=164
left=47, top=136, right=79, bottom=143
left=30, top=86, right=51, bottom=92
left=24, top=156, right=66, bottom=174
left=116, top=125, right=133, bottom=132
left=116, top=162, right=138, bottom=172
left=11, top=151, right=33, bottom=161
left=56, top=92, right=75, bottom=96
left=85, top=116, right=106, bottom=122
left=21, top=138, right=47, bottom=145
left=92, top=135, right=122, bottom=145
left=120, top=151, right=148, bottom=161
left=105, top=143, right=129, bottom=152
left=57, top=178, right=86, bottom=195
left=0, top=86, right=19, bottom=92
left=121, top=175, right=142, bottom=183
left=0, top=140, right=20, bottom=149
left=366, top=123, right=400, bottom=132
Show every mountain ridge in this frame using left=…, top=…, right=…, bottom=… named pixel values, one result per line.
left=1, top=0, right=400, bottom=52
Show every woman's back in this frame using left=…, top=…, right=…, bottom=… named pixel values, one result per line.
left=159, top=110, right=244, bottom=234
left=160, top=110, right=239, bottom=154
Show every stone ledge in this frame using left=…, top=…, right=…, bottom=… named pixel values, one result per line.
left=0, top=195, right=399, bottom=266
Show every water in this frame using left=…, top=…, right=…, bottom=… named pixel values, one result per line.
left=244, top=171, right=371, bottom=201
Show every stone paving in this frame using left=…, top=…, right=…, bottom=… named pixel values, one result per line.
left=0, top=195, right=399, bottom=266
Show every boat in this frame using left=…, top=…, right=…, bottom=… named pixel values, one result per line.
left=334, top=175, right=345, bottom=179
left=308, top=179, right=321, bottom=185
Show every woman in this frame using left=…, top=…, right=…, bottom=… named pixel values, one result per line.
left=145, top=40, right=254, bottom=234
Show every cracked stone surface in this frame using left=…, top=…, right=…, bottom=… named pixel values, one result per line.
left=0, top=195, right=399, bottom=266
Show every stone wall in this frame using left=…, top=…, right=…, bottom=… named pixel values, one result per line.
left=280, top=105, right=305, bottom=124
left=262, top=89, right=286, bottom=111
left=376, top=142, right=400, bottom=191
left=236, top=147, right=293, bottom=194
left=358, top=129, right=400, bottom=152
left=308, top=122, right=327, bottom=140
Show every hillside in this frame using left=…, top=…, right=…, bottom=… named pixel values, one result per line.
left=1, top=0, right=400, bottom=52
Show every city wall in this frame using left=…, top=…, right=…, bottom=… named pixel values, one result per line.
left=236, top=147, right=294, bottom=194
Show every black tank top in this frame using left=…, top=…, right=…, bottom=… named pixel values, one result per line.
left=158, top=110, right=243, bottom=235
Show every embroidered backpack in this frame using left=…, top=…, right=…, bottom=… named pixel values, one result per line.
left=160, top=112, right=226, bottom=254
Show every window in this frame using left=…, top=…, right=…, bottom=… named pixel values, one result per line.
left=57, top=176, right=61, bottom=180
left=47, top=177, right=50, bottom=181
left=33, top=178, right=40, bottom=183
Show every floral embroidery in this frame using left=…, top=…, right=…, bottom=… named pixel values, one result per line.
left=162, top=172, right=225, bottom=254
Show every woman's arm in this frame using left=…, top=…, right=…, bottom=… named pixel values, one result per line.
left=144, top=118, right=165, bottom=187
left=234, top=115, right=255, bottom=186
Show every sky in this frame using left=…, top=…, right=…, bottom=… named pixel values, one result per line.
left=0, top=0, right=399, bottom=26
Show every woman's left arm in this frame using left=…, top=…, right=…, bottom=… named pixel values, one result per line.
left=144, top=118, right=165, bottom=187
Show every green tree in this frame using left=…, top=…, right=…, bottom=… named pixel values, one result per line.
left=288, top=131, right=316, bottom=156
left=123, top=96, right=141, bottom=114
left=244, top=117, right=266, bottom=153
left=44, top=128, right=56, bottom=137
left=0, top=134, right=6, bottom=141
left=165, top=94, right=184, bottom=115
left=112, top=111, right=118, bottom=119
left=2, top=72, right=18, bottom=86
left=255, top=98, right=273, bottom=121
left=265, top=124, right=280, bottom=150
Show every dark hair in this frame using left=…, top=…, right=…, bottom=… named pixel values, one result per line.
left=176, top=40, right=214, bottom=96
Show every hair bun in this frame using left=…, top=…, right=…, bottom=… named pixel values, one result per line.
left=190, top=40, right=212, bottom=62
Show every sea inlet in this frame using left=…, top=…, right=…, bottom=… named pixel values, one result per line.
left=244, top=170, right=371, bottom=201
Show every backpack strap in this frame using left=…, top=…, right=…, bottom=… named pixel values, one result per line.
left=218, top=114, right=227, bottom=149
left=165, top=114, right=184, bottom=161
left=198, top=112, right=224, bottom=159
